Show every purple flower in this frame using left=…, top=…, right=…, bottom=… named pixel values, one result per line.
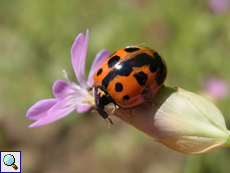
left=26, top=30, right=110, bottom=127
left=209, top=0, right=230, bottom=13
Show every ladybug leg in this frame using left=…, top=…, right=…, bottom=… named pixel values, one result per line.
left=97, top=109, right=113, bottom=128
left=104, top=117, right=113, bottom=129
left=91, top=110, right=97, bottom=113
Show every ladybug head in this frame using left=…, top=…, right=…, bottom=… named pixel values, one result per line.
left=94, top=86, right=117, bottom=124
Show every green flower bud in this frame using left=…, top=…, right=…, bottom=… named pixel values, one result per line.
left=114, top=87, right=230, bottom=154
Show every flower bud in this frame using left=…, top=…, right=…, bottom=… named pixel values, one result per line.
left=114, top=87, right=230, bottom=154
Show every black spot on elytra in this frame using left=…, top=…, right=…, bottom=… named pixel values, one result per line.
left=102, top=52, right=166, bottom=89
left=96, top=68, right=103, bottom=76
left=124, top=47, right=140, bottom=52
left=122, top=95, right=130, bottom=101
left=115, top=82, right=123, bottom=92
left=149, top=64, right=158, bottom=73
left=102, top=64, right=133, bottom=88
left=153, top=52, right=167, bottom=85
left=108, top=55, right=120, bottom=68
left=141, top=86, right=153, bottom=100
left=134, top=71, right=148, bottom=86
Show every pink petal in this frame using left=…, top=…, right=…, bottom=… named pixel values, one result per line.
left=29, top=99, right=76, bottom=127
left=29, top=106, right=74, bottom=127
left=26, top=99, right=58, bottom=120
left=53, top=80, right=75, bottom=100
left=53, top=80, right=88, bottom=100
left=71, top=30, right=89, bottom=88
left=87, top=49, right=110, bottom=86
left=77, top=105, right=91, bottom=113
left=29, top=93, right=90, bottom=127
left=49, top=90, right=90, bottom=118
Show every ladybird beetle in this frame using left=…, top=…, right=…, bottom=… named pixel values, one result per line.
left=93, top=46, right=167, bottom=124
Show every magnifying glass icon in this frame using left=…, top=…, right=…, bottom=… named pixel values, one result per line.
left=3, top=154, right=18, bottom=170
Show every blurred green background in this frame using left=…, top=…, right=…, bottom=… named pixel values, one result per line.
left=1, top=0, right=230, bottom=172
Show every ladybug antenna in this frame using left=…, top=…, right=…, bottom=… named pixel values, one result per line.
left=136, top=43, right=146, bottom=47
